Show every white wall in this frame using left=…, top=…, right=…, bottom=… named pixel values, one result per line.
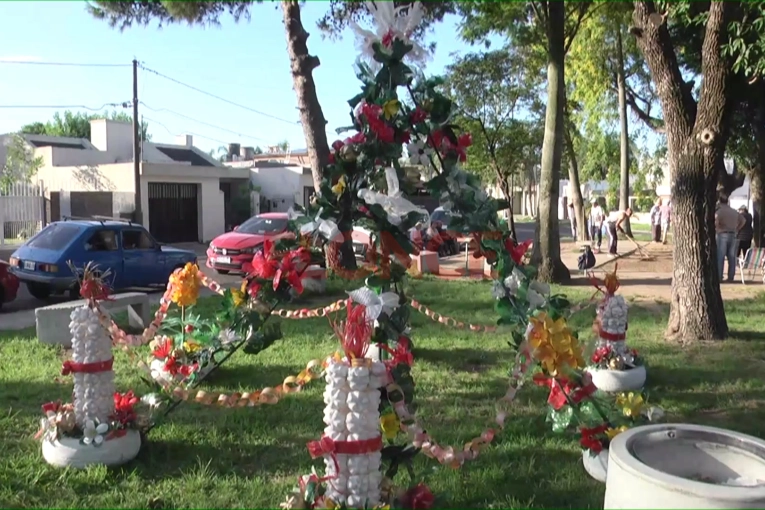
left=250, top=165, right=304, bottom=209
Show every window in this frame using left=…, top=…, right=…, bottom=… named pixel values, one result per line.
left=27, top=223, right=82, bottom=250
left=122, top=229, right=155, bottom=250
left=85, top=230, right=118, bottom=252
left=237, top=216, right=288, bottom=235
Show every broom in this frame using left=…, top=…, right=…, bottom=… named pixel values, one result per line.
left=623, top=232, right=656, bottom=261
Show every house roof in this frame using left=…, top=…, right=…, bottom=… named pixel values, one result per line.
left=155, top=147, right=215, bottom=167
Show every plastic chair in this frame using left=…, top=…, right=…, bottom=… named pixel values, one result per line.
left=737, top=247, right=765, bottom=285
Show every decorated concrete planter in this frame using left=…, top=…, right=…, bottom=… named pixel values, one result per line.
left=604, top=423, right=765, bottom=509
left=583, top=449, right=609, bottom=483
left=42, top=429, right=141, bottom=468
left=589, top=365, right=647, bottom=393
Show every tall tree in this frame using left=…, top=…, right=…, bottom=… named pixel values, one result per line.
left=1, top=133, right=43, bottom=188
left=459, top=1, right=592, bottom=283
left=444, top=49, right=540, bottom=240
left=630, top=1, right=765, bottom=342
left=21, top=110, right=150, bottom=141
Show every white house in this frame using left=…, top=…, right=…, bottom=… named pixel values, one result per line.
left=1, top=120, right=250, bottom=243
left=224, top=158, right=314, bottom=212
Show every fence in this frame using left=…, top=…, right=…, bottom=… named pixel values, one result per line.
left=0, top=181, right=46, bottom=245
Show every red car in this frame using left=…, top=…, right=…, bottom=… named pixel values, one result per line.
left=206, top=213, right=293, bottom=274
left=0, top=259, right=20, bottom=311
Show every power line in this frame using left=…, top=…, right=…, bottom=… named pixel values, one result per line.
left=142, top=115, right=231, bottom=147
left=140, top=64, right=299, bottom=126
left=140, top=101, right=274, bottom=144
left=0, top=59, right=130, bottom=67
left=0, top=102, right=129, bottom=111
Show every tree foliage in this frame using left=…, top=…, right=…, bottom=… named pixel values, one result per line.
left=20, top=110, right=150, bottom=141
left=1, top=134, right=43, bottom=189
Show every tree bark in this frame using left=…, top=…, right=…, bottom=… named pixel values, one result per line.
left=531, top=0, right=570, bottom=283
left=281, top=0, right=356, bottom=269
left=616, top=26, right=633, bottom=237
left=632, top=0, right=730, bottom=342
left=497, top=172, right=518, bottom=240
left=752, top=85, right=765, bottom=248
left=563, top=122, right=588, bottom=242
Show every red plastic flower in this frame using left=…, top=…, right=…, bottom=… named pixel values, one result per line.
left=580, top=424, right=609, bottom=453
left=179, top=363, right=198, bottom=377
left=429, top=129, right=472, bottom=162
left=328, top=152, right=336, bottom=164
left=245, top=240, right=279, bottom=279
left=372, top=121, right=395, bottom=143
left=273, top=248, right=311, bottom=294
left=112, top=390, right=139, bottom=425
left=331, top=140, right=345, bottom=151
left=401, top=483, right=434, bottom=509
left=410, top=107, right=427, bottom=124
left=152, top=337, right=174, bottom=360
left=592, top=346, right=612, bottom=364
left=399, top=130, right=411, bottom=144
left=346, top=132, right=367, bottom=145
left=246, top=281, right=262, bottom=298
left=163, top=356, right=179, bottom=375
left=506, top=238, right=533, bottom=265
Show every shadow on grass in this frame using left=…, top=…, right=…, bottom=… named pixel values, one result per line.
left=414, top=347, right=502, bottom=372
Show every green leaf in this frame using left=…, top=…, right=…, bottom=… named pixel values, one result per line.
left=549, top=406, right=574, bottom=433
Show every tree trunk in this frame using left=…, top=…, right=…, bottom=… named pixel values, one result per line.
left=616, top=26, right=633, bottom=237
left=563, top=122, right=588, bottom=242
left=753, top=86, right=765, bottom=247
left=632, top=0, right=730, bottom=342
left=497, top=172, right=518, bottom=240
left=531, top=1, right=570, bottom=283
left=281, top=0, right=355, bottom=269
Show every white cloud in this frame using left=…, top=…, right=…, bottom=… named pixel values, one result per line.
left=0, top=55, right=42, bottom=62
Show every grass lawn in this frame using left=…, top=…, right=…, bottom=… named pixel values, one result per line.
left=1, top=278, right=764, bottom=508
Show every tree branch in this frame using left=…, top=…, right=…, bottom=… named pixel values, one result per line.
left=625, top=89, right=665, bottom=132
left=694, top=1, right=731, bottom=139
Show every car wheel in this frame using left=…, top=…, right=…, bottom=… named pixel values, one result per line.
left=215, top=269, right=230, bottom=275
left=28, top=282, right=52, bottom=301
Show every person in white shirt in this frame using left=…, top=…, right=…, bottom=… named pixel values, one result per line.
left=589, top=198, right=604, bottom=253
left=606, top=208, right=633, bottom=256
left=649, top=198, right=662, bottom=242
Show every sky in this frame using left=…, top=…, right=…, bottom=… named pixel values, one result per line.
left=0, top=1, right=497, bottom=155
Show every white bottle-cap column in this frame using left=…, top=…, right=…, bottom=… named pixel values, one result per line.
left=69, top=305, right=115, bottom=427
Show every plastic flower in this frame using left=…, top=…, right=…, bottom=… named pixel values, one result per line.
left=526, top=313, right=585, bottom=375
left=406, top=140, right=433, bottom=167
left=616, top=392, right=645, bottom=418
left=383, top=99, right=400, bottom=120
left=349, top=1, right=427, bottom=70
left=151, top=337, right=174, bottom=360
left=219, top=329, right=239, bottom=345
left=81, top=419, right=109, bottom=446
left=231, top=281, right=247, bottom=307
left=331, top=175, right=347, bottom=196
left=141, top=393, right=162, bottom=409
left=183, top=340, right=201, bottom=354
left=605, top=425, right=630, bottom=440
left=580, top=424, right=608, bottom=453
left=400, top=483, right=435, bottom=510
left=112, top=390, right=139, bottom=425
left=380, top=412, right=400, bottom=439
left=245, top=239, right=279, bottom=279
left=168, top=263, right=201, bottom=307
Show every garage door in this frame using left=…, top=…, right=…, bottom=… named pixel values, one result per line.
left=148, top=182, right=198, bottom=243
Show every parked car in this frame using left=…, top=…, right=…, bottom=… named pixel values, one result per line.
left=206, top=212, right=292, bottom=274
left=0, top=259, right=20, bottom=310
left=9, top=219, right=197, bottom=301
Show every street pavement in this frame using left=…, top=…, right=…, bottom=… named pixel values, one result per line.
left=0, top=222, right=573, bottom=329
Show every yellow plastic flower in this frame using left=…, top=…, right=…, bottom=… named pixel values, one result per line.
left=616, top=392, right=644, bottom=418
left=605, top=425, right=630, bottom=440
left=374, top=505, right=391, bottom=510
left=324, top=498, right=338, bottom=509
left=231, top=280, right=247, bottom=308
left=527, top=312, right=585, bottom=375
left=331, top=175, right=347, bottom=196
left=383, top=99, right=400, bottom=120
left=183, top=340, right=201, bottom=354
left=168, top=263, right=201, bottom=307
left=380, top=412, right=400, bottom=439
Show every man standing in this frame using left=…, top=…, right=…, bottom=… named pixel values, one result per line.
left=606, top=208, right=633, bottom=256
left=649, top=198, right=663, bottom=242
left=715, top=195, right=745, bottom=283
left=660, top=200, right=672, bottom=244
left=736, top=205, right=753, bottom=259
left=589, top=198, right=604, bottom=253
left=568, top=203, right=577, bottom=239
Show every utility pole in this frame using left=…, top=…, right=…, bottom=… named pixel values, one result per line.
left=132, top=58, right=142, bottom=225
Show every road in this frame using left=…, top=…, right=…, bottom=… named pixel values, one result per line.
left=0, top=222, right=573, bottom=315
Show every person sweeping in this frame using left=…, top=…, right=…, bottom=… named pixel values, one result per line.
left=606, top=208, right=633, bottom=256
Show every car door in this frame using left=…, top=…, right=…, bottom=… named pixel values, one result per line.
left=82, top=228, right=122, bottom=289
left=121, top=228, right=161, bottom=287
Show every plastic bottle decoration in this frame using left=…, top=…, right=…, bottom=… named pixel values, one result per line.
left=309, top=300, right=387, bottom=508
left=588, top=267, right=646, bottom=392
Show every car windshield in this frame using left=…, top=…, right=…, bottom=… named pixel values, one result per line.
left=26, top=223, right=82, bottom=250
left=430, top=210, right=452, bottom=226
left=237, top=217, right=288, bottom=235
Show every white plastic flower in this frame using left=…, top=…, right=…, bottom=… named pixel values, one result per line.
left=349, top=1, right=428, bottom=70
left=150, top=358, right=174, bottom=384
left=39, top=415, right=57, bottom=442
left=299, top=207, right=342, bottom=243
left=503, top=268, right=526, bottom=295
left=527, top=289, right=547, bottom=310
left=358, top=166, right=429, bottom=226
left=218, top=328, right=240, bottom=346
left=491, top=281, right=506, bottom=300
left=407, top=140, right=432, bottom=167
left=529, top=280, right=550, bottom=296
left=644, top=406, right=665, bottom=422
left=82, top=419, right=109, bottom=446
left=348, top=287, right=400, bottom=321
left=141, top=393, right=162, bottom=409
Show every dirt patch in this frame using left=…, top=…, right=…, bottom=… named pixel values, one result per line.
left=596, top=242, right=674, bottom=274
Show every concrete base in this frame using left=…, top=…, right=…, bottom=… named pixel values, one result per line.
left=42, top=429, right=141, bottom=468
left=301, top=265, right=327, bottom=294
left=36, top=292, right=150, bottom=346
left=414, top=251, right=439, bottom=275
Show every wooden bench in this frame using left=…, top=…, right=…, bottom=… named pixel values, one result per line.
left=36, top=292, right=151, bottom=347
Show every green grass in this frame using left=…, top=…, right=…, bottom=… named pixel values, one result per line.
left=1, top=278, right=764, bottom=508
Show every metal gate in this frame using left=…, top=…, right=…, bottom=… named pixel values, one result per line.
left=148, top=182, right=198, bottom=243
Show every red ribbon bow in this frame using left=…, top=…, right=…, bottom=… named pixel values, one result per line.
left=61, top=358, right=114, bottom=376
left=597, top=324, right=627, bottom=341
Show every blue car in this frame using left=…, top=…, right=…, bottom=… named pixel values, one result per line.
left=9, top=219, right=197, bottom=301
